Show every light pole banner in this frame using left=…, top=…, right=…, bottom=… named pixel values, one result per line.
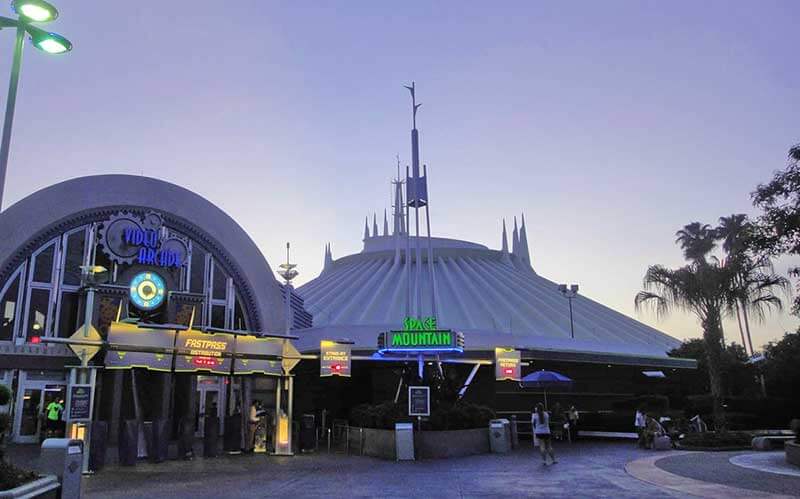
left=320, top=341, right=351, bottom=377
left=495, top=347, right=521, bottom=381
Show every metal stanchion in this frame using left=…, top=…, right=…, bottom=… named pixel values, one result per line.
left=345, top=426, right=350, bottom=455
left=327, top=428, right=331, bottom=453
left=359, top=428, right=364, bottom=456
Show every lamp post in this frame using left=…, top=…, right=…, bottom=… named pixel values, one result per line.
left=558, top=283, right=579, bottom=339
left=0, top=0, right=72, bottom=211
left=274, top=243, right=298, bottom=456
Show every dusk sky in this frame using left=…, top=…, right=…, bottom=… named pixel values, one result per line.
left=1, top=1, right=797, bottom=348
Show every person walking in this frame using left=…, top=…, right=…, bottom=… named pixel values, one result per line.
left=634, top=407, right=646, bottom=448
left=45, top=398, right=64, bottom=438
left=532, top=403, right=557, bottom=465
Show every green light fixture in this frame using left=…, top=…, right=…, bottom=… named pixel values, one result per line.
left=12, top=0, right=58, bottom=23
left=26, top=25, right=71, bottom=53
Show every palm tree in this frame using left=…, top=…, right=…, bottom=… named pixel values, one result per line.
left=716, top=214, right=789, bottom=355
left=635, top=261, right=736, bottom=428
left=675, top=222, right=717, bottom=263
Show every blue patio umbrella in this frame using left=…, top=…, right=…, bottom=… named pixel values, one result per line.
left=520, top=370, right=573, bottom=410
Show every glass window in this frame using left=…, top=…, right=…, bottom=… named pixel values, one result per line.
left=93, top=248, right=112, bottom=284
left=62, top=230, right=86, bottom=286
left=210, top=305, right=226, bottom=328
left=32, top=244, right=55, bottom=283
left=233, top=297, right=247, bottom=331
left=57, top=292, right=79, bottom=338
left=212, top=262, right=227, bottom=300
left=190, top=246, right=206, bottom=294
left=0, top=274, right=20, bottom=341
left=27, top=288, right=50, bottom=339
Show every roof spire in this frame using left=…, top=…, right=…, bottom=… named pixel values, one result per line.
left=383, top=209, right=389, bottom=236
left=364, top=216, right=370, bottom=240
left=500, top=219, right=511, bottom=265
left=512, top=216, right=519, bottom=255
left=519, top=213, right=530, bottom=266
left=372, top=213, right=379, bottom=237
left=323, top=243, right=334, bottom=272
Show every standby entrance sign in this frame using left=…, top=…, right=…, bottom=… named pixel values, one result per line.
left=408, top=386, right=430, bottom=417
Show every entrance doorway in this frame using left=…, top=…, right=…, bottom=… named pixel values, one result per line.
left=13, top=371, right=66, bottom=444
left=194, top=376, right=241, bottom=438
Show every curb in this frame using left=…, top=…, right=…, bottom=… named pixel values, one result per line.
left=625, top=451, right=796, bottom=499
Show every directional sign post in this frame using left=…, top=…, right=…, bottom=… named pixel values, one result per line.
left=495, top=347, right=521, bottom=381
left=320, top=340, right=351, bottom=377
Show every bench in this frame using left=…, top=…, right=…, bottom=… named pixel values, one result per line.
left=577, top=431, right=638, bottom=439
left=751, top=435, right=794, bottom=451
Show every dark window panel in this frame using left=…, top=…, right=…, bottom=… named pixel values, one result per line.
left=63, top=230, right=86, bottom=286
left=190, top=246, right=206, bottom=294
left=27, top=288, right=50, bottom=339
left=0, top=274, right=20, bottom=341
left=212, top=262, right=227, bottom=300
left=57, top=292, right=80, bottom=338
left=33, top=245, right=55, bottom=283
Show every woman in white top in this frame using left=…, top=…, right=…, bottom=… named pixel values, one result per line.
left=532, top=403, right=557, bottom=465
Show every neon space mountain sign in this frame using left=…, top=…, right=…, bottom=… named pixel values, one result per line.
left=378, top=316, right=464, bottom=354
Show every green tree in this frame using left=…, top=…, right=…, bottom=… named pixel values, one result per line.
left=675, top=222, right=717, bottom=263
left=636, top=260, right=736, bottom=428
left=762, top=331, right=800, bottom=401
left=716, top=214, right=789, bottom=355
left=668, top=339, right=757, bottom=397
left=751, top=143, right=800, bottom=311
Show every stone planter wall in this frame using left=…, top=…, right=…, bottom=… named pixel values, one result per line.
left=0, top=475, right=59, bottom=499
left=786, top=441, right=800, bottom=468
left=417, top=428, right=490, bottom=459
left=349, top=427, right=490, bottom=460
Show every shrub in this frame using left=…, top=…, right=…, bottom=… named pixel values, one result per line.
left=679, top=431, right=753, bottom=449
left=349, top=401, right=495, bottom=431
left=0, top=460, right=38, bottom=491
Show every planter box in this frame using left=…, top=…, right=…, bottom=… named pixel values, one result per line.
left=786, top=441, right=800, bottom=468
left=417, top=428, right=490, bottom=459
left=349, top=427, right=490, bottom=460
left=0, top=475, right=59, bottom=499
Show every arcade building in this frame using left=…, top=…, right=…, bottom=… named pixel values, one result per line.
left=0, top=175, right=307, bottom=450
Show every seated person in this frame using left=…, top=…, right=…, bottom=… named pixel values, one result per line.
left=643, top=413, right=666, bottom=449
left=689, top=414, right=707, bottom=433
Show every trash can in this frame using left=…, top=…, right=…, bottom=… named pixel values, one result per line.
left=395, top=423, right=414, bottom=461
left=489, top=418, right=511, bottom=453
left=300, top=414, right=316, bottom=453
left=144, top=418, right=169, bottom=463
left=40, top=438, right=83, bottom=499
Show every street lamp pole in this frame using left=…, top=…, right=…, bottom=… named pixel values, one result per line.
left=0, top=22, right=25, bottom=211
left=558, top=283, right=579, bottom=339
left=0, top=0, right=73, bottom=211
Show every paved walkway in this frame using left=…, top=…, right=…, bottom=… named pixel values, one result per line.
left=8, top=441, right=800, bottom=498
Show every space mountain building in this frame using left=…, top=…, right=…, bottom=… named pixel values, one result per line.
left=291, top=85, right=694, bottom=420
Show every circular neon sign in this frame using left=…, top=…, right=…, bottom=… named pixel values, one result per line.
left=129, top=271, right=166, bottom=311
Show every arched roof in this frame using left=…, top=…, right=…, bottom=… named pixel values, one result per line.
left=298, top=238, right=681, bottom=358
left=0, top=175, right=285, bottom=333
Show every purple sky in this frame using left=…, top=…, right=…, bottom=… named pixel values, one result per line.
left=1, top=1, right=798, bottom=348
